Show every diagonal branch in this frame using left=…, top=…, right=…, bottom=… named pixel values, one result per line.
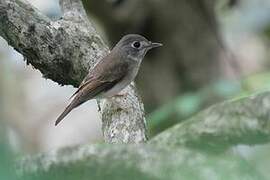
left=151, top=91, right=270, bottom=151
left=0, top=0, right=107, bottom=86
left=0, top=0, right=147, bottom=143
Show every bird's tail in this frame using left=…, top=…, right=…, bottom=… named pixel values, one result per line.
left=55, top=100, right=79, bottom=126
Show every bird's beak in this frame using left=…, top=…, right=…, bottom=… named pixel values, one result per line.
left=148, top=42, right=163, bottom=49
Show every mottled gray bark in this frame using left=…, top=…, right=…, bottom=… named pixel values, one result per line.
left=17, top=91, right=270, bottom=179
left=101, top=83, right=147, bottom=143
left=0, top=0, right=147, bottom=143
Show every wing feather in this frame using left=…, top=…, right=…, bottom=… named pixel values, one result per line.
left=55, top=79, right=121, bottom=126
left=55, top=53, right=129, bottom=126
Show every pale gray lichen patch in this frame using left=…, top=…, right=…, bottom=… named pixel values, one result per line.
left=91, top=41, right=105, bottom=59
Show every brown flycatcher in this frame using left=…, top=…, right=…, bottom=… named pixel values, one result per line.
left=55, top=34, right=162, bottom=125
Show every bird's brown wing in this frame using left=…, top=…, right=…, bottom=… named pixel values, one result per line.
left=69, top=75, right=94, bottom=100
left=55, top=56, right=129, bottom=126
left=55, top=79, right=120, bottom=126
left=69, top=51, right=128, bottom=99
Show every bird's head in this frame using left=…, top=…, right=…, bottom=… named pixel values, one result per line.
left=114, top=34, right=162, bottom=61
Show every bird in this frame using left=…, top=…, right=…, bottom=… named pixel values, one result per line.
left=55, top=34, right=162, bottom=126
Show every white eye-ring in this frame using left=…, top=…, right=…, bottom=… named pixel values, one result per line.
left=132, top=41, right=141, bottom=49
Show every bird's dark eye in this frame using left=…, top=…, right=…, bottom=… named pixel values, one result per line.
left=132, top=41, right=141, bottom=48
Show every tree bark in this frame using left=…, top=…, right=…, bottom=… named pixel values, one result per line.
left=0, top=0, right=147, bottom=143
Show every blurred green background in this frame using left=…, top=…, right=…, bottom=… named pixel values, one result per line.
left=1, top=0, right=270, bottom=179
